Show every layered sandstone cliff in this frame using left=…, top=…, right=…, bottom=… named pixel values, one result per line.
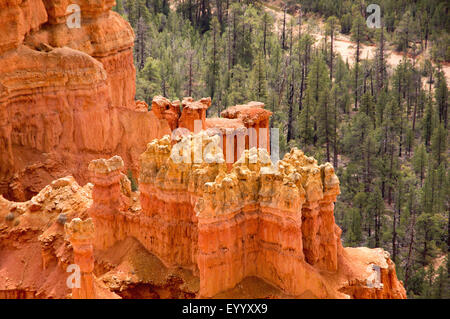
left=0, top=1, right=275, bottom=201
left=0, top=0, right=172, bottom=200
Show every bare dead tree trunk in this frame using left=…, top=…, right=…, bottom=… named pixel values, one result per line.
left=281, top=6, right=287, bottom=49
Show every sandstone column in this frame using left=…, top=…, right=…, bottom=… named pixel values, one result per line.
left=65, top=218, right=96, bottom=299
left=87, top=155, right=128, bottom=249
left=317, top=164, right=341, bottom=271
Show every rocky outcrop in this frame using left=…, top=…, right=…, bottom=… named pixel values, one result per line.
left=0, top=0, right=171, bottom=200
left=207, top=101, right=272, bottom=165
left=149, top=96, right=273, bottom=169
left=24, top=0, right=135, bottom=108
left=179, top=97, right=211, bottom=132
left=193, top=147, right=343, bottom=297
left=150, top=96, right=212, bottom=133
left=151, top=96, right=181, bottom=131
left=0, top=175, right=120, bottom=299
left=86, top=155, right=131, bottom=249
left=0, top=0, right=272, bottom=202
left=0, top=175, right=92, bottom=298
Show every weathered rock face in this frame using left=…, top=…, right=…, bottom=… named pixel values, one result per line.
left=24, top=1, right=136, bottom=108
left=149, top=96, right=273, bottom=169
left=85, top=134, right=406, bottom=299
left=0, top=0, right=171, bottom=200
left=86, top=155, right=132, bottom=249
left=150, top=96, right=212, bottom=133
left=192, top=147, right=345, bottom=296
left=207, top=101, right=272, bottom=165
left=0, top=175, right=120, bottom=299
left=0, top=0, right=48, bottom=54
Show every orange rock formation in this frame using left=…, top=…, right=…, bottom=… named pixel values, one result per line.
left=0, top=0, right=274, bottom=200
left=81, top=134, right=406, bottom=299
left=0, top=135, right=407, bottom=299
left=0, top=1, right=406, bottom=299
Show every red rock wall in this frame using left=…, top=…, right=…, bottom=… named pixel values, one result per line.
left=193, top=148, right=338, bottom=297
left=87, top=152, right=201, bottom=270
left=0, top=0, right=171, bottom=199
left=139, top=185, right=199, bottom=268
